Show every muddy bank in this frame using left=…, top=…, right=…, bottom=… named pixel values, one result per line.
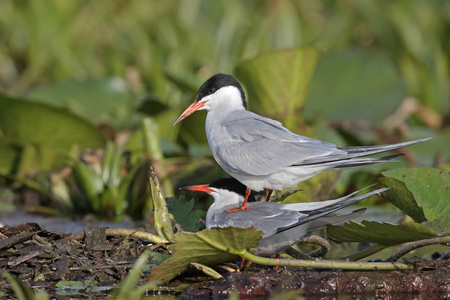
left=0, top=222, right=448, bottom=299
left=181, top=267, right=449, bottom=299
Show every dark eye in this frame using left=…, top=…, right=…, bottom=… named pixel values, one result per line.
left=209, top=87, right=216, bottom=94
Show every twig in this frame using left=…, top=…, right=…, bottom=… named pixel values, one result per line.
left=67, top=228, right=169, bottom=246
left=105, top=228, right=169, bottom=245
left=387, top=236, right=450, bottom=262
left=8, top=250, right=45, bottom=267
left=70, top=263, right=134, bottom=271
left=191, top=262, right=223, bottom=279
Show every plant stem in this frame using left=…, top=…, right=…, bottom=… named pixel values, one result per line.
left=242, top=251, right=412, bottom=271
left=340, top=244, right=388, bottom=261
left=301, top=235, right=331, bottom=257
left=387, top=236, right=450, bottom=262
left=105, top=228, right=169, bottom=245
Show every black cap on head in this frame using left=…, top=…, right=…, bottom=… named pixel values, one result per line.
left=195, top=73, right=247, bottom=109
left=209, top=178, right=256, bottom=202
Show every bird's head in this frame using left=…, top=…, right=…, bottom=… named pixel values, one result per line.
left=181, top=178, right=255, bottom=205
left=173, top=73, right=246, bottom=125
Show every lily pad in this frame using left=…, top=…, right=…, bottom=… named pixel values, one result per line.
left=147, top=227, right=263, bottom=283
left=380, top=167, right=450, bottom=234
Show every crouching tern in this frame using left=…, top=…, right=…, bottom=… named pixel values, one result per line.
left=182, top=178, right=388, bottom=256
left=174, top=73, right=431, bottom=212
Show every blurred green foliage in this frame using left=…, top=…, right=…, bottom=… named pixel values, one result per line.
left=0, top=0, right=448, bottom=219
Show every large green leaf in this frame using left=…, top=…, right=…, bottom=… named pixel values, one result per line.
left=27, top=77, right=135, bottom=128
left=0, top=94, right=106, bottom=172
left=147, top=227, right=263, bottom=283
left=235, top=47, right=320, bottom=130
left=328, top=220, right=438, bottom=246
left=380, top=167, right=450, bottom=234
left=303, top=49, right=405, bottom=123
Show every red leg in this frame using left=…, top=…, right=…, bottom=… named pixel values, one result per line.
left=266, top=189, right=273, bottom=202
left=240, top=257, right=245, bottom=269
left=226, top=187, right=251, bottom=213
left=274, top=253, right=280, bottom=271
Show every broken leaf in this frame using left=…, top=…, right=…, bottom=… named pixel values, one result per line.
left=328, top=220, right=438, bottom=246
left=147, top=227, right=263, bottom=283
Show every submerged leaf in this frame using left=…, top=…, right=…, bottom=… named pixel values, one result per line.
left=147, top=227, right=263, bottom=283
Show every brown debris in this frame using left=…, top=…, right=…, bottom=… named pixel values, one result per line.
left=1, top=223, right=449, bottom=298
left=0, top=222, right=167, bottom=295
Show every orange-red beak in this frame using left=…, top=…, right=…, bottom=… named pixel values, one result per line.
left=173, top=101, right=205, bottom=125
left=180, top=184, right=214, bottom=194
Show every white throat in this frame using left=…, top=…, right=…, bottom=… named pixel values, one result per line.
left=202, top=86, right=245, bottom=113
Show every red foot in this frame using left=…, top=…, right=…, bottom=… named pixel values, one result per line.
left=225, top=186, right=252, bottom=213
left=225, top=204, right=249, bottom=213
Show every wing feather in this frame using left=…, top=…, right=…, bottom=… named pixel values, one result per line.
left=214, top=112, right=344, bottom=176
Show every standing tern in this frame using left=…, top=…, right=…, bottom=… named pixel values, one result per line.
left=174, top=73, right=431, bottom=212
left=182, top=178, right=388, bottom=256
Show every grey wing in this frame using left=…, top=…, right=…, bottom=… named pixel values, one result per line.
left=217, top=112, right=344, bottom=176
left=210, top=202, right=307, bottom=238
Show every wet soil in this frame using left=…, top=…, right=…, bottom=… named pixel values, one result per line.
left=0, top=222, right=449, bottom=299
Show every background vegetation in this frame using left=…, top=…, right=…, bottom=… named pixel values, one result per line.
left=0, top=0, right=448, bottom=221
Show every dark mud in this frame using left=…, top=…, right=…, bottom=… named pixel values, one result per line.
left=0, top=223, right=449, bottom=299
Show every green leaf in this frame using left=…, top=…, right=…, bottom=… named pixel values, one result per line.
left=303, top=49, right=405, bottom=123
left=380, top=167, right=450, bottom=234
left=150, top=168, right=174, bottom=242
left=166, top=196, right=206, bottom=232
left=235, top=47, right=320, bottom=130
left=147, top=227, right=263, bottom=283
left=27, top=77, right=135, bottom=128
left=379, top=176, right=426, bottom=223
left=0, top=94, right=106, bottom=172
left=328, top=220, right=438, bottom=246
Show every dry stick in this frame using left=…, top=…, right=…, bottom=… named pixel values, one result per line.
left=387, top=236, right=450, bottom=262
left=105, top=228, right=169, bottom=245
left=68, top=228, right=169, bottom=245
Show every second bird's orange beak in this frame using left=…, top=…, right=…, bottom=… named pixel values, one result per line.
left=180, top=184, right=214, bottom=194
